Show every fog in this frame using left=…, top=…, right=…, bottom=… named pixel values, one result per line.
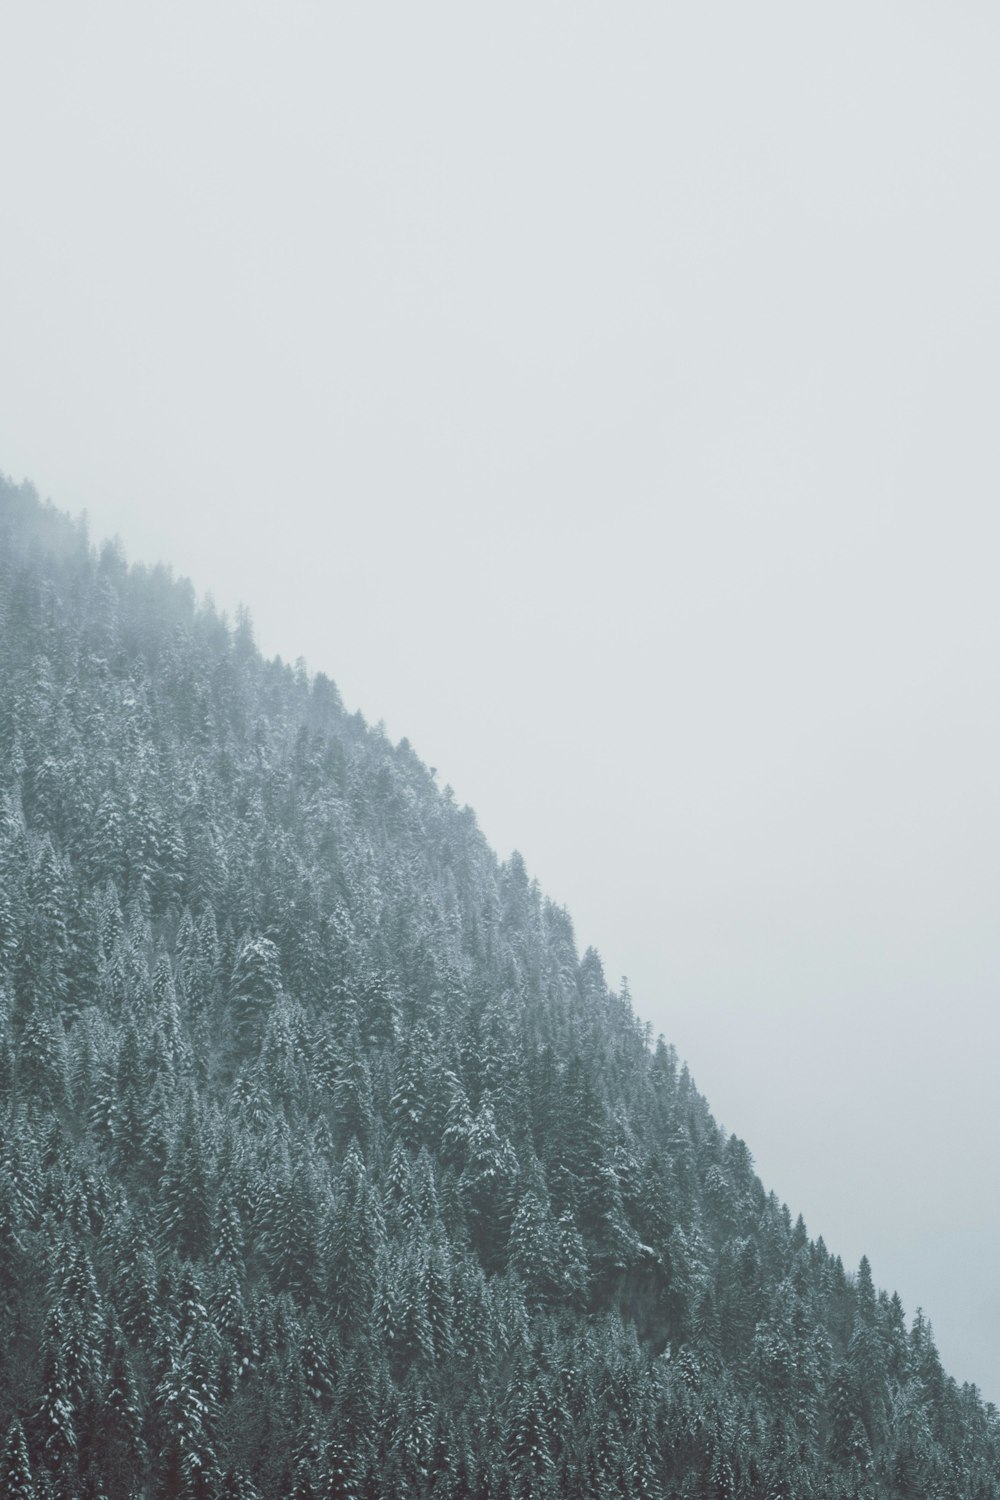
left=2, top=4, right=999, bottom=1394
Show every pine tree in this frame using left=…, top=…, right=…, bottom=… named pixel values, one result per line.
left=321, top=1439, right=360, bottom=1500
left=160, top=1092, right=213, bottom=1259
left=219, top=1470, right=264, bottom=1500
left=331, top=1031, right=374, bottom=1145
left=390, top=1022, right=437, bottom=1150
left=0, top=1420, right=35, bottom=1500
left=506, top=1373, right=555, bottom=1498
left=23, top=837, right=70, bottom=1014
left=17, top=1010, right=70, bottom=1109
left=154, top=1344, right=219, bottom=1500
left=36, top=1340, right=77, bottom=1481
left=229, top=934, right=283, bottom=1056
left=262, top=1147, right=320, bottom=1299
left=459, top=1096, right=519, bottom=1272
left=328, top=1143, right=385, bottom=1333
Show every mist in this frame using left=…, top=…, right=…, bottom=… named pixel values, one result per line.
left=2, top=4, right=999, bottom=1394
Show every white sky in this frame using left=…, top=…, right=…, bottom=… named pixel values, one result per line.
left=2, top=3, right=999, bottom=1396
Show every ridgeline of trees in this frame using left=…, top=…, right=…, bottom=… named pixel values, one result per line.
left=0, top=475, right=996, bottom=1499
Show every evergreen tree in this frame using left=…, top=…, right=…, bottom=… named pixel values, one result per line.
left=459, top=1096, right=519, bottom=1272
left=160, top=1092, right=213, bottom=1260
left=0, top=1419, right=35, bottom=1500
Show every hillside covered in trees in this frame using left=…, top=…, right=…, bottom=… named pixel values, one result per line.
left=0, top=475, right=996, bottom=1499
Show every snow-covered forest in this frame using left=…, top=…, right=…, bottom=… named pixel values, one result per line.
left=0, top=476, right=996, bottom=1498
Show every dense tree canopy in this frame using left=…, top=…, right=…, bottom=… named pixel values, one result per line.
left=0, top=476, right=996, bottom=1498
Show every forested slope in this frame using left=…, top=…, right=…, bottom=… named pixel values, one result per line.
left=0, top=476, right=996, bottom=1499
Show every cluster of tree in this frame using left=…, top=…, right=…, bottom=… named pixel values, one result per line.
left=0, top=475, right=997, bottom=1498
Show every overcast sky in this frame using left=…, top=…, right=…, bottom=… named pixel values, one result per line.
left=2, top=3, right=999, bottom=1396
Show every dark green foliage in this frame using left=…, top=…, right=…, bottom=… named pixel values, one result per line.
left=0, top=1419, right=36, bottom=1500
left=229, top=936, right=283, bottom=1059
left=0, top=475, right=997, bottom=1497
